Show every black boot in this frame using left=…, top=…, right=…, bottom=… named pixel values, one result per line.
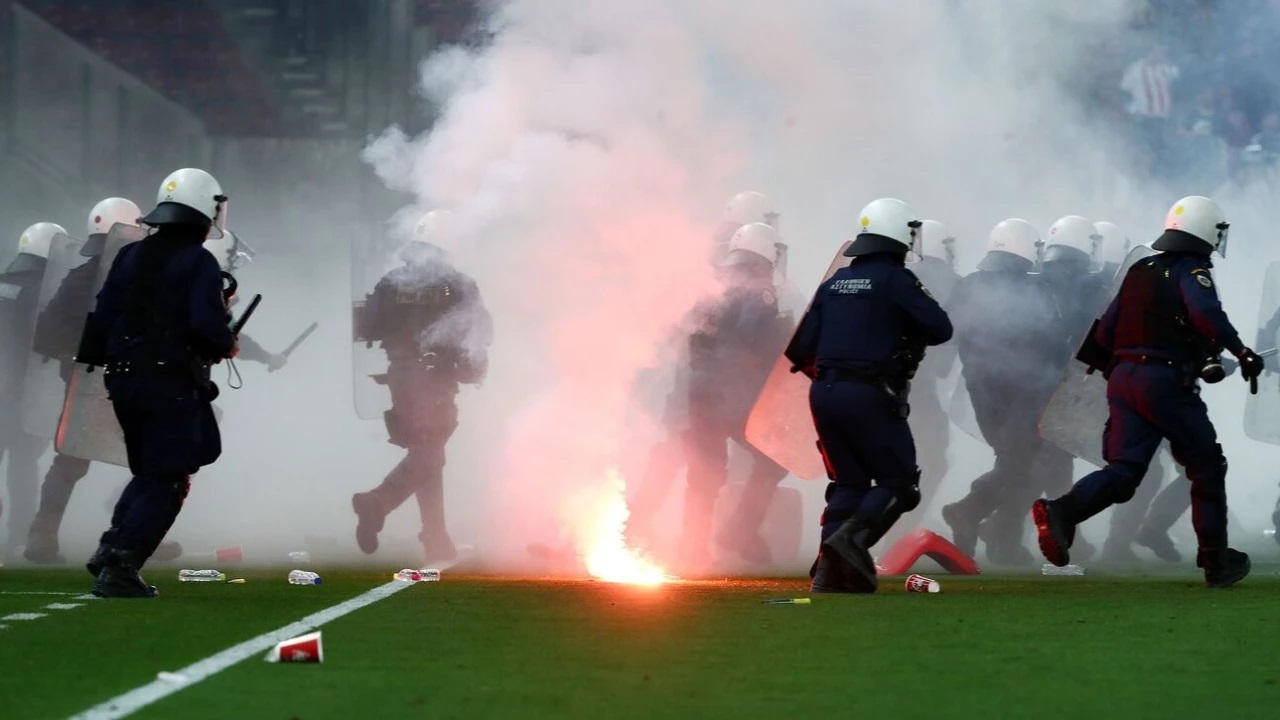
left=91, top=548, right=159, bottom=599
left=1032, top=499, right=1075, bottom=567
left=1134, top=525, right=1181, bottom=562
left=941, top=502, right=980, bottom=557
left=810, top=551, right=872, bottom=594
left=820, top=518, right=878, bottom=593
left=352, top=492, right=385, bottom=555
left=86, top=529, right=121, bottom=577
left=1200, top=548, right=1250, bottom=589
left=23, top=516, right=66, bottom=565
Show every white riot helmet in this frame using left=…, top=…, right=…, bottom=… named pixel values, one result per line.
left=141, top=168, right=228, bottom=239
left=204, top=229, right=255, bottom=272
left=1154, top=196, right=1229, bottom=257
left=1093, top=221, right=1130, bottom=267
left=413, top=210, right=456, bottom=247
left=1043, top=215, right=1103, bottom=268
left=82, top=197, right=142, bottom=257
left=7, top=222, right=67, bottom=273
left=918, top=219, right=957, bottom=268
left=721, top=222, right=780, bottom=267
left=984, top=218, right=1040, bottom=264
left=844, top=198, right=921, bottom=257
left=723, top=191, right=779, bottom=229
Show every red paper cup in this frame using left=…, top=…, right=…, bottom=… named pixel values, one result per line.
left=265, top=631, right=323, bottom=663
left=905, top=574, right=940, bottom=593
left=215, top=546, right=244, bottom=563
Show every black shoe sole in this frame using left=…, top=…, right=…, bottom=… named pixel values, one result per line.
left=821, top=537, right=878, bottom=593
left=1206, top=559, right=1251, bottom=589
left=1032, top=500, right=1070, bottom=568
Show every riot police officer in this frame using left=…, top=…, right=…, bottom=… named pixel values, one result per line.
left=0, top=222, right=66, bottom=548
left=1033, top=196, right=1260, bottom=588
left=942, top=219, right=1067, bottom=563
left=787, top=198, right=952, bottom=593
left=24, top=199, right=141, bottom=564
left=679, top=222, right=790, bottom=571
left=351, top=211, right=492, bottom=565
left=627, top=191, right=783, bottom=558
left=83, top=168, right=239, bottom=598
left=903, top=220, right=960, bottom=525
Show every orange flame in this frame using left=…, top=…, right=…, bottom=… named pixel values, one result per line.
left=576, top=467, right=669, bottom=586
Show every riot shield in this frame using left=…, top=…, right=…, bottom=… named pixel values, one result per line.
left=54, top=224, right=147, bottom=467
left=1244, top=261, right=1280, bottom=445
left=20, top=233, right=87, bottom=438
left=947, top=375, right=983, bottom=443
left=1039, top=244, right=1157, bottom=467
left=351, top=226, right=401, bottom=420
left=744, top=241, right=853, bottom=480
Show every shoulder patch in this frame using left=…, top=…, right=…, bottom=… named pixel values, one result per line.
left=916, top=279, right=934, bottom=299
left=1196, top=273, right=1213, bottom=288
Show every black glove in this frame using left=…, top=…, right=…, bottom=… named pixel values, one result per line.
left=1237, top=347, right=1265, bottom=394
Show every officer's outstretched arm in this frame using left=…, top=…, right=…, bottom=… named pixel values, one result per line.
left=895, top=270, right=953, bottom=346
left=188, top=252, right=237, bottom=360
left=1179, top=267, right=1245, bottom=357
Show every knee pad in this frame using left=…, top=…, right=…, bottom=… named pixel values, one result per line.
left=885, top=468, right=923, bottom=513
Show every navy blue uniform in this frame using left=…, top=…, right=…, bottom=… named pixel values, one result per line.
left=0, top=260, right=51, bottom=545
left=787, top=255, right=952, bottom=551
left=680, top=274, right=790, bottom=565
left=941, top=252, right=1066, bottom=561
left=352, top=254, right=492, bottom=564
left=87, top=228, right=235, bottom=574
left=1046, top=251, right=1243, bottom=562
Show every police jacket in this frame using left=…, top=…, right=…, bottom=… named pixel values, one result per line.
left=360, top=258, right=493, bottom=384
left=786, top=253, right=953, bottom=378
left=949, top=251, right=1067, bottom=393
left=1097, top=249, right=1244, bottom=365
left=85, top=227, right=235, bottom=371
left=0, top=260, right=46, bottom=402
left=1041, top=262, right=1110, bottom=350
left=686, top=279, right=784, bottom=411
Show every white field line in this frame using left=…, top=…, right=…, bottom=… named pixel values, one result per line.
left=1, top=612, right=47, bottom=620
left=0, top=591, right=81, bottom=596
left=45, top=602, right=83, bottom=610
left=70, top=580, right=413, bottom=720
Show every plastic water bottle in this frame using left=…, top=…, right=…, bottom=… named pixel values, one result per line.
left=178, top=569, right=226, bottom=582
left=288, top=570, right=322, bottom=585
left=1041, top=564, right=1086, bottom=576
left=393, top=568, right=441, bottom=583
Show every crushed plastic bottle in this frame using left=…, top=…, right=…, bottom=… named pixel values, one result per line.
left=178, top=569, right=226, bottom=582
left=288, top=570, right=322, bottom=585
left=1041, top=564, right=1086, bottom=576
left=393, top=568, right=441, bottom=583
left=288, top=551, right=312, bottom=563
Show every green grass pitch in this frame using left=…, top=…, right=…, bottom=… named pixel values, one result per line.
left=2, top=565, right=1278, bottom=719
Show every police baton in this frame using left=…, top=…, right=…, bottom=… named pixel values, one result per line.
left=231, top=294, right=262, bottom=337
left=1246, top=347, right=1277, bottom=395
left=281, top=322, right=319, bottom=358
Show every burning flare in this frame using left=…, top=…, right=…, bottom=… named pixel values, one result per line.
left=578, top=467, right=669, bottom=585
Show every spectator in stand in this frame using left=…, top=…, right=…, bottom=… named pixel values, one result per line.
left=1120, top=41, right=1180, bottom=167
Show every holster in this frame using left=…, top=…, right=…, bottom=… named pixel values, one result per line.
left=384, top=407, right=408, bottom=448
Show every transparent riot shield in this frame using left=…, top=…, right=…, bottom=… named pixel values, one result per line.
left=947, top=375, right=983, bottom=443
left=1244, top=261, right=1280, bottom=446
left=1039, top=244, right=1157, bottom=467
left=744, top=241, right=853, bottom=480
left=351, top=225, right=401, bottom=420
left=54, top=224, right=147, bottom=467
left=21, top=233, right=87, bottom=439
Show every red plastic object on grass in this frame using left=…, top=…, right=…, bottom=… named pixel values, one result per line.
left=875, top=529, right=980, bottom=576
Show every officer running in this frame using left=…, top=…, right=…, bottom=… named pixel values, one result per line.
left=81, top=169, right=239, bottom=598
left=1032, top=196, right=1261, bottom=588
left=352, top=210, right=492, bottom=566
left=0, top=222, right=67, bottom=548
left=786, top=198, right=953, bottom=593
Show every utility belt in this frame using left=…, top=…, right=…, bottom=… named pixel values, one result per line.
left=104, top=357, right=219, bottom=400
left=1109, top=352, right=1208, bottom=389
left=817, top=365, right=911, bottom=419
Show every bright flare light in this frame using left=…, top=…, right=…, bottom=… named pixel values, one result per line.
left=579, top=467, right=669, bottom=586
